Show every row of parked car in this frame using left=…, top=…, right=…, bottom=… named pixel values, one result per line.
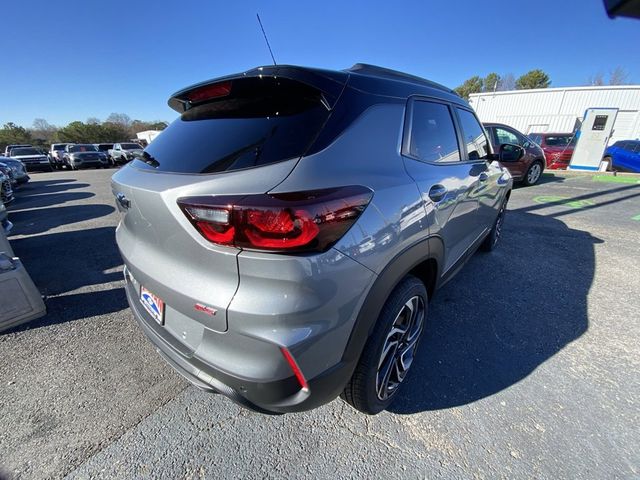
left=2, top=142, right=144, bottom=172
left=0, top=157, right=29, bottom=233
left=483, top=123, right=640, bottom=184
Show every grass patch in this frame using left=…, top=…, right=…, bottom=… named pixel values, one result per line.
left=592, top=175, right=640, bottom=184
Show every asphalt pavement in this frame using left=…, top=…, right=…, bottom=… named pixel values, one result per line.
left=1, top=169, right=638, bottom=479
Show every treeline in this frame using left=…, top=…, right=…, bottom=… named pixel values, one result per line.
left=454, top=66, right=632, bottom=100
left=454, top=70, right=551, bottom=100
left=0, top=113, right=168, bottom=151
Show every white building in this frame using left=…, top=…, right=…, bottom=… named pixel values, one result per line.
left=136, top=130, right=162, bottom=145
left=469, top=85, right=640, bottom=145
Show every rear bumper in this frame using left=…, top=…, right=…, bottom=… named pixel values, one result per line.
left=122, top=250, right=375, bottom=413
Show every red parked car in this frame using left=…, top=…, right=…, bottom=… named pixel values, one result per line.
left=527, top=133, right=576, bottom=170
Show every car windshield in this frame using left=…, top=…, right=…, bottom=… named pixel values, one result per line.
left=121, top=143, right=140, bottom=150
left=53, top=145, right=67, bottom=151
left=11, top=147, right=41, bottom=156
left=69, top=144, right=98, bottom=153
left=545, top=135, right=576, bottom=147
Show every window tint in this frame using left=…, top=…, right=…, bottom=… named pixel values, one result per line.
left=135, top=77, right=330, bottom=174
left=495, top=127, right=520, bottom=146
left=545, top=135, right=575, bottom=147
left=456, top=108, right=489, bottom=160
left=407, top=101, right=460, bottom=163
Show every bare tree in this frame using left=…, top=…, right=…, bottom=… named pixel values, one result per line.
left=106, top=113, right=132, bottom=127
left=588, top=73, right=605, bottom=86
left=609, top=66, right=630, bottom=85
left=31, top=118, right=57, bottom=144
left=86, top=117, right=101, bottom=125
left=499, top=73, right=516, bottom=91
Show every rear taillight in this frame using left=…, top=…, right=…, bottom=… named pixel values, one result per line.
left=178, top=186, right=373, bottom=253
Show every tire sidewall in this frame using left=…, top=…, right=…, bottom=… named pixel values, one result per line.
left=358, top=276, right=428, bottom=413
left=524, top=161, right=543, bottom=186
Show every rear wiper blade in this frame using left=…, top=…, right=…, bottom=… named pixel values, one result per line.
left=137, top=151, right=160, bottom=168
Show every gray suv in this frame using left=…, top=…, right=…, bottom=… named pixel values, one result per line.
left=112, top=64, right=515, bottom=414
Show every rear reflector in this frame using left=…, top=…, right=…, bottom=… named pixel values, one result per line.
left=279, top=346, right=309, bottom=392
left=178, top=186, right=373, bottom=253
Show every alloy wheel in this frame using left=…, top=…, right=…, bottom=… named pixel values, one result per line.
left=528, top=163, right=541, bottom=184
left=376, top=295, right=425, bottom=400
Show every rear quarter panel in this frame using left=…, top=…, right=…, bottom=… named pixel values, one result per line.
left=270, top=102, right=428, bottom=275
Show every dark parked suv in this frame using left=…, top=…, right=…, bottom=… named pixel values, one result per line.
left=484, top=123, right=546, bottom=186
left=112, top=64, right=515, bottom=414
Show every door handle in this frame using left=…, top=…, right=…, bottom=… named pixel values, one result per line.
left=428, top=184, right=447, bottom=202
left=479, top=172, right=489, bottom=182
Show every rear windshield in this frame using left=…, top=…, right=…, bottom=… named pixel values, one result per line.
left=97, top=144, right=113, bottom=151
left=545, top=135, right=576, bottom=147
left=133, top=77, right=330, bottom=174
left=53, top=144, right=68, bottom=150
left=121, top=143, right=140, bottom=150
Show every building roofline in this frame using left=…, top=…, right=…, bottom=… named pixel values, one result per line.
left=469, top=84, right=640, bottom=98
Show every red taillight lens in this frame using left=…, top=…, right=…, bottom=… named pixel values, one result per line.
left=185, top=81, right=232, bottom=103
left=178, top=186, right=372, bottom=253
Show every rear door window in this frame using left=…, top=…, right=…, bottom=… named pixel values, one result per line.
left=455, top=108, right=490, bottom=160
left=134, top=77, right=331, bottom=174
left=406, top=100, right=460, bottom=163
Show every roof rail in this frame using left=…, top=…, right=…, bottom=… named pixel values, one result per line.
left=345, top=63, right=455, bottom=94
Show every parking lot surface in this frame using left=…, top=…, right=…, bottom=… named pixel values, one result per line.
left=1, top=169, right=639, bottom=479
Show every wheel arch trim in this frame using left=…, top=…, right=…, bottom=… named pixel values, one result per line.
left=341, top=235, right=443, bottom=365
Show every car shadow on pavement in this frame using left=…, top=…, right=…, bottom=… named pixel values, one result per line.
left=3, top=288, right=128, bottom=334
left=10, top=226, right=123, bottom=297
left=389, top=209, right=602, bottom=414
left=9, top=191, right=95, bottom=211
left=535, top=173, right=571, bottom=186
left=7, top=204, right=115, bottom=236
left=15, top=181, right=90, bottom=196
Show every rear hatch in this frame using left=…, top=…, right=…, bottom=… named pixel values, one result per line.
left=112, top=66, right=348, bottom=339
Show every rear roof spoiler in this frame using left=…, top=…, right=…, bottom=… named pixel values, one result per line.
left=168, top=65, right=349, bottom=113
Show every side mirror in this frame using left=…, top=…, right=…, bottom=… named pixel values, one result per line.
left=499, top=143, right=525, bottom=162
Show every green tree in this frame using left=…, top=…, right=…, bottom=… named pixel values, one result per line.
left=515, top=69, right=551, bottom=90
left=483, top=73, right=501, bottom=92
left=454, top=76, right=484, bottom=100
left=0, top=122, right=33, bottom=151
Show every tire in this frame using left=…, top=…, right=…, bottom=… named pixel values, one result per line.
left=522, top=160, right=543, bottom=186
left=480, top=196, right=508, bottom=252
left=604, top=156, right=615, bottom=172
left=342, top=275, right=428, bottom=414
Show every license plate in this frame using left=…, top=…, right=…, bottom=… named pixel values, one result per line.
left=140, top=286, right=165, bottom=325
